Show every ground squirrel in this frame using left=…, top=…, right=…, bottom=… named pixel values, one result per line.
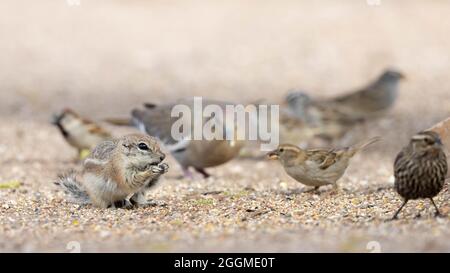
left=56, top=133, right=169, bottom=208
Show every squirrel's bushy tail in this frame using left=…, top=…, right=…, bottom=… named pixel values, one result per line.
left=55, top=172, right=91, bottom=204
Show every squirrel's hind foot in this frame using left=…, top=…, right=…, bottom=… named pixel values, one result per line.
left=109, top=199, right=133, bottom=209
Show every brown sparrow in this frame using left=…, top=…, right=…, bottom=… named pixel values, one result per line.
left=56, top=133, right=168, bottom=208
left=285, top=69, right=405, bottom=124
left=131, top=98, right=245, bottom=178
left=267, top=137, right=380, bottom=191
left=320, top=69, right=405, bottom=122
left=52, top=108, right=112, bottom=159
left=392, top=131, right=447, bottom=219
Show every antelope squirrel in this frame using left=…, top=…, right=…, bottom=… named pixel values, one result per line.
left=56, top=133, right=168, bottom=208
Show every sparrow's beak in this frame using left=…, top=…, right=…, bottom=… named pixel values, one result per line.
left=267, top=150, right=279, bottom=160
left=51, top=113, right=63, bottom=125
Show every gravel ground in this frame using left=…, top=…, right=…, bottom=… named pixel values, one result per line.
left=1, top=0, right=450, bottom=252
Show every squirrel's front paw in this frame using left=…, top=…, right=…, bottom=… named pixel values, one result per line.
left=150, top=163, right=169, bottom=174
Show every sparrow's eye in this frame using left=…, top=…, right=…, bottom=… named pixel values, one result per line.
left=279, top=148, right=284, bottom=153
left=138, top=143, right=150, bottom=151
left=425, top=138, right=435, bottom=146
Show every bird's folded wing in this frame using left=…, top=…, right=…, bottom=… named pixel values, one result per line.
left=306, top=149, right=338, bottom=170
left=86, top=123, right=111, bottom=138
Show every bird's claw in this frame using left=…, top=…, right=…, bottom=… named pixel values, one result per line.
left=435, top=212, right=444, bottom=218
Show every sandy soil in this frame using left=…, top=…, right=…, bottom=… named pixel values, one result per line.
left=1, top=0, right=450, bottom=252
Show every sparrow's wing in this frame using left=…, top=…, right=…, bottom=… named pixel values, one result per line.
left=326, top=76, right=391, bottom=116
left=307, top=101, right=358, bottom=124
left=332, top=86, right=367, bottom=104
left=306, top=149, right=339, bottom=170
left=85, top=121, right=112, bottom=138
left=393, top=148, right=407, bottom=173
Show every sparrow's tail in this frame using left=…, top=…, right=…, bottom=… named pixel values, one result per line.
left=103, top=117, right=133, bottom=126
left=348, top=136, right=381, bottom=156
left=55, top=172, right=91, bottom=205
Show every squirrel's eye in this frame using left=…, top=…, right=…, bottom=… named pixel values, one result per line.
left=138, top=143, right=149, bottom=151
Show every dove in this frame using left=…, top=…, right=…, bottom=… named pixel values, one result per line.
left=131, top=98, right=245, bottom=178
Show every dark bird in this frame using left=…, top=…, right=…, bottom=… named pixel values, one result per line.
left=392, top=131, right=448, bottom=219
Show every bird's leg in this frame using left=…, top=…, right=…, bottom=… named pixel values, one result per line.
left=304, top=186, right=320, bottom=193
left=194, top=167, right=211, bottom=179
left=329, top=183, right=340, bottom=195
left=429, top=198, right=442, bottom=217
left=391, top=199, right=408, bottom=220
left=72, top=149, right=83, bottom=163
left=180, top=167, right=194, bottom=179
left=77, top=148, right=90, bottom=161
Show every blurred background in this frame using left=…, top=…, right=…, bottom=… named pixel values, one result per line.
left=1, top=0, right=449, bottom=124
left=1, top=0, right=450, bottom=252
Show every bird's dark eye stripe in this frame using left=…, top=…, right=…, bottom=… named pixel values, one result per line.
left=138, top=143, right=149, bottom=150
